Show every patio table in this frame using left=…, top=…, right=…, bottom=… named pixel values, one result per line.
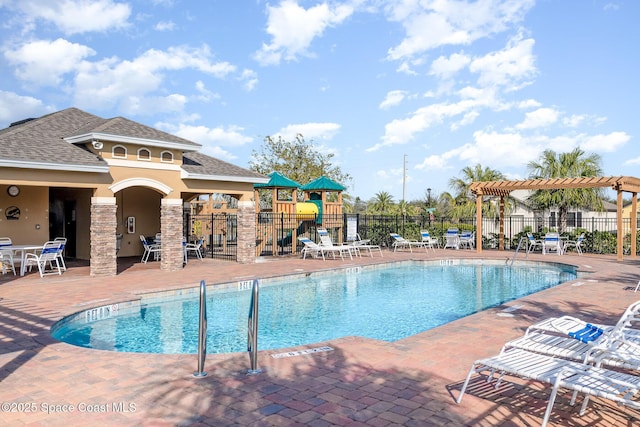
left=9, top=244, right=43, bottom=276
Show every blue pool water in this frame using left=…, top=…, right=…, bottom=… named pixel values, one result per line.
left=51, top=260, right=577, bottom=354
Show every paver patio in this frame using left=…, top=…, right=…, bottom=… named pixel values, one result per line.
left=1, top=249, right=640, bottom=426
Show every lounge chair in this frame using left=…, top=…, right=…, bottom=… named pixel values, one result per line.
left=444, top=228, right=460, bottom=250
left=0, top=237, right=16, bottom=275
left=317, top=228, right=355, bottom=260
left=542, top=232, right=563, bottom=255
left=456, top=347, right=640, bottom=427
left=389, top=233, right=425, bottom=253
left=420, top=230, right=439, bottom=251
left=563, top=233, right=585, bottom=255
left=298, top=237, right=324, bottom=260
left=526, top=233, right=543, bottom=253
left=350, top=233, right=383, bottom=257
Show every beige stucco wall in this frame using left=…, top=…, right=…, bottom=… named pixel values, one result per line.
left=0, top=185, right=50, bottom=244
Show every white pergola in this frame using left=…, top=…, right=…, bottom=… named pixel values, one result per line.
left=469, top=176, right=640, bottom=261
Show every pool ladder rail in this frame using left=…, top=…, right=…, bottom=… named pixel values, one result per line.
left=508, top=236, right=529, bottom=266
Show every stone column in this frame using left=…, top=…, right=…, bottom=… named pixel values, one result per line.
left=90, top=197, right=117, bottom=277
left=160, top=198, right=184, bottom=271
left=237, top=200, right=256, bottom=263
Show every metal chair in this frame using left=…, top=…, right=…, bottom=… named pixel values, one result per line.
left=24, top=241, right=63, bottom=277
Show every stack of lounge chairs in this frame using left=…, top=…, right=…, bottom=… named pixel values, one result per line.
left=456, top=301, right=640, bottom=426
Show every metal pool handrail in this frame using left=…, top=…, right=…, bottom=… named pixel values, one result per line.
left=194, top=280, right=207, bottom=377
left=247, top=279, right=262, bottom=375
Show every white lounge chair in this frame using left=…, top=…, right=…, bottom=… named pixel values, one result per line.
left=389, top=233, right=425, bottom=253
left=456, top=347, right=640, bottom=427
left=54, top=237, right=67, bottom=271
left=317, top=228, right=355, bottom=259
left=542, top=232, right=563, bottom=255
left=0, top=237, right=16, bottom=275
left=444, top=228, right=460, bottom=250
left=420, top=230, right=439, bottom=251
left=350, top=233, right=383, bottom=257
left=563, top=233, right=585, bottom=255
left=297, top=237, right=324, bottom=260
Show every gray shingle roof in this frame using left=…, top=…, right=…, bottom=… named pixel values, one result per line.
left=0, top=107, right=268, bottom=183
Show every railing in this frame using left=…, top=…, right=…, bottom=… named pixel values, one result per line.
left=194, top=279, right=207, bottom=377
left=246, top=279, right=262, bottom=375
left=508, top=236, right=528, bottom=266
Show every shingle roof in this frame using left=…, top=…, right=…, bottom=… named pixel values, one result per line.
left=0, top=107, right=268, bottom=183
left=0, top=108, right=108, bottom=168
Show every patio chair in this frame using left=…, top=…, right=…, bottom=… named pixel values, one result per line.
left=389, top=233, right=425, bottom=253
left=54, top=237, right=67, bottom=271
left=350, top=233, right=383, bottom=257
left=184, top=237, right=203, bottom=261
left=526, top=233, right=543, bottom=253
left=563, top=233, right=585, bottom=255
left=297, top=237, right=324, bottom=260
left=140, top=235, right=161, bottom=263
left=456, top=347, right=640, bottom=427
left=542, top=232, right=563, bottom=255
left=23, top=241, right=63, bottom=277
left=459, top=231, right=474, bottom=249
left=317, top=228, right=355, bottom=260
left=444, top=228, right=460, bottom=250
left=420, top=230, right=439, bottom=251
left=0, top=237, right=16, bottom=275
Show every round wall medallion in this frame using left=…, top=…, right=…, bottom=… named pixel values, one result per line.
left=7, top=185, right=20, bottom=197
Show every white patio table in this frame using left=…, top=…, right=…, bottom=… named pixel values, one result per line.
left=10, top=244, right=44, bottom=276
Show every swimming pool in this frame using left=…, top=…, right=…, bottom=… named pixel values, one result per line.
left=51, top=260, right=578, bottom=354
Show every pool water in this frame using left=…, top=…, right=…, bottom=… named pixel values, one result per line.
left=51, top=260, right=578, bottom=354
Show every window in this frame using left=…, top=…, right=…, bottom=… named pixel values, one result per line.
left=137, top=148, right=151, bottom=161
left=160, top=151, right=174, bottom=163
left=112, top=145, right=127, bottom=158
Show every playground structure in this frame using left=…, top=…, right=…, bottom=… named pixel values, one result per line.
left=253, top=172, right=346, bottom=256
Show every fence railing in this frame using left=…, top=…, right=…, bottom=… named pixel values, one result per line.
left=185, top=212, right=638, bottom=260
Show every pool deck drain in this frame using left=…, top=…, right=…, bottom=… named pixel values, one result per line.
left=1, top=250, right=640, bottom=426
left=271, top=346, right=334, bottom=358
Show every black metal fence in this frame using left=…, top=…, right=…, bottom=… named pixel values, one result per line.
left=185, top=212, right=639, bottom=260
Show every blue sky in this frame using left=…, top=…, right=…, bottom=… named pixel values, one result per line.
left=0, top=0, right=638, bottom=202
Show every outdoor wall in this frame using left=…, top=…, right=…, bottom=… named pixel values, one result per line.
left=0, top=185, right=50, bottom=244
left=115, top=187, right=162, bottom=257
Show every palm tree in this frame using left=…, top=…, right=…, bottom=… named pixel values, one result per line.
left=527, top=148, right=604, bottom=233
left=448, top=164, right=506, bottom=219
left=369, top=191, right=395, bottom=214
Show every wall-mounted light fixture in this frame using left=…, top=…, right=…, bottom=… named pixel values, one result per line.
left=92, top=139, right=104, bottom=149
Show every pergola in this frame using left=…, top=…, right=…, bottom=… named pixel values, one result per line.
left=469, top=176, right=640, bottom=261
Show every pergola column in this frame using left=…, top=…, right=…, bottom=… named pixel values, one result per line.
left=632, top=193, right=638, bottom=259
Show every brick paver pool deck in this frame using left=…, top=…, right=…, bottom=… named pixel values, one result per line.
left=1, top=249, right=640, bottom=426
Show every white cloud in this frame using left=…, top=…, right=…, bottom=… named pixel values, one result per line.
left=515, top=107, right=560, bottom=130
left=379, top=90, right=408, bottom=110
left=253, top=0, right=355, bottom=65
left=624, top=157, right=640, bottom=166
left=4, top=38, right=96, bottom=86
left=0, top=90, right=54, bottom=126
left=73, top=45, right=236, bottom=110
left=275, top=122, right=341, bottom=140
left=429, top=52, right=471, bottom=79
left=120, top=94, right=187, bottom=116
left=385, top=0, right=535, bottom=61
left=469, top=33, right=537, bottom=91
left=155, top=21, right=176, bottom=31
left=155, top=122, right=253, bottom=160
left=579, top=131, right=630, bottom=153
left=239, top=69, right=258, bottom=91
left=12, top=0, right=131, bottom=35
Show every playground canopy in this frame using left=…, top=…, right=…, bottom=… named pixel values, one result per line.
left=469, top=176, right=640, bottom=261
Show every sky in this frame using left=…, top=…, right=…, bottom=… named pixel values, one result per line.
left=0, top=0, right=638, bottom=203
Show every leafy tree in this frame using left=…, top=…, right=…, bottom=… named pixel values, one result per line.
left=448, top=164, right=506, bottom=219
left=527, top=148, right=604, bottom=233
left=368, top=191, right=395, bottom=214
left=250, top=134, right=351, bottom=189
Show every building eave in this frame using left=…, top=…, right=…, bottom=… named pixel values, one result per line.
left=0, top=159, right=109, bottom=173
left=64, top=132, right=202, bottom=152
